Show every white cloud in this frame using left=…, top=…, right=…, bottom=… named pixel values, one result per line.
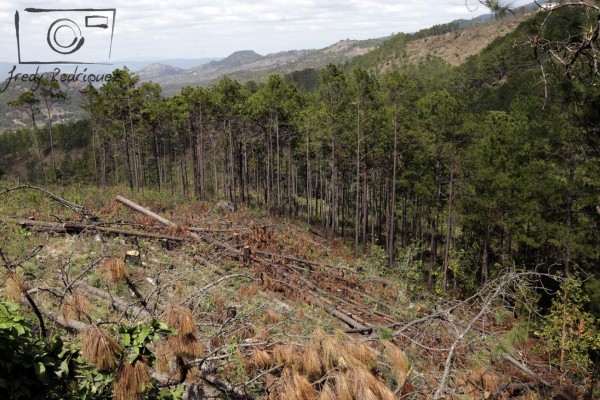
left=0, top=0, right=532, bottom=61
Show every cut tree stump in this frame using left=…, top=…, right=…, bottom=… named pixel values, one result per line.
left=242, top=246, right=251, bottom=264
left=125, top=250, right=141, bottom=266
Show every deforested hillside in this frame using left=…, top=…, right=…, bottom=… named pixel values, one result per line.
left=1, top=2, right=599, bottom=399
left=350, top=13, right=531, bottom=71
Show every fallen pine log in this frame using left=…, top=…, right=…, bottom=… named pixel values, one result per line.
left=2, top=217, right=186, bottom=242
left=189, top=226, right=251, bottom=233
left=42, top=309, right=88, bottom=332
left=115, top=195, right=177, bottom=227
left=503, top=353, right=551, bottom=387
left=327, top=306, right=368, bottom=330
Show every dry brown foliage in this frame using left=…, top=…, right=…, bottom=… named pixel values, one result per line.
left=274, top=344, right=301, bottom=368
left=467, top=366, right=501, bottom=394
left=301, top=346, right=323, bottom=379
left=214, top=294, right=225, bottom=312
left=292, top=373, right=317, bottom=400
left=281, top=373, right=317, bottom=400
left=99, top=258, right=127, bottom=283
left=332, top=372, right=353, bottom=400
left=3, top=270, right=24, bottom=302
left=316, top=384, right=336, bottom=400
left=349, top=367, right=383, bottom=400
left=239, top=284, right=259, bottom=299
left=349, top=366, right=396, bottom=400
left=167, top=333, right=204, bottom=358
left=264, top=308, right=280, bottom=324
left=250, top=349, right=274, bottom=369
left=347, top=342, right=378, bottom=371
left=81, top=325, right=122, bottom=371
left=382, top=340, right=410, bottom=389
left=210, top=335, right=223, bottom=348
left=482, top=370, right=501, bottom=392
left=155, top=333, right=204, bottom=377
left=113, top=359, right=152, bottom=400
left=266, top=328, right=406, bottom=399
left=154, top=341, right=171, bottom=375
left=318, top=332, right=356, bottom=371
left=165, top=304, right=196, bottom=335
left=156, top=305, right=203, bottom=368
left=62, top=290, right=92, bottom=321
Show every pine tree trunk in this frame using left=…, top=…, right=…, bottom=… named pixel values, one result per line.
left=45, top=103, right=58, bottom=185
left=565, top=150, right=575, bottom=276
left=30, top=112, right=46, bottom=185
left=276, top=114, right=281, bottom=214
left=306, top=129, right=312, bottom=224
left=442, top=167, right=454, bottom=291
left=388, top=104, right=398, bottom=266
left=122, top=120, right=134, bottom=191
left=355, top=101, right=361, bottom=257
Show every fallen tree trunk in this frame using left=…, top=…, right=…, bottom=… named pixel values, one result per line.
left=327, top=306, right=367, bottom=330
left=2, top=217, right=185, bottom=242
left=503, top=354, right=552, bottom=387
left=201, top=372, right=256, bottom=400
left=42, top=309, right=88, bottom=332
left=116, top=195, right=177, bottom=227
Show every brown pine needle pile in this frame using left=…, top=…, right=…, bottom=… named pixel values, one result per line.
left=98, top=258, right=127, bottom=283
left=3, top=270, right=24, bottom=303
left=165, top=304, right=196, bottom=335
left=81, top=325, right=122, bottom=371
left=62, top=290, right=92, bottom=321
left=264, top=308, right=280, bottom=324
left=251, top=349, right=275, bottom=370
left=154, top=302, right=204, bottom=376
left=265, top=328, right=409, bottom=399
left=382, top=340, right=410, bottom=389
left=113, top=359, right=152, bottom=400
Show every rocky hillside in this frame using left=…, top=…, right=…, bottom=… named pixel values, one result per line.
left=403, top=15, right=528, bottom=67
left=351, top=13, right=531, bottom=72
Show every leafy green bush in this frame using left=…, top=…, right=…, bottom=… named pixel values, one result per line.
left=357, top=244, right=388, bottom=275
left=538, top=278, right=600, bottom=377
left=0, top=301, right=79, bottom=400
left=0, top=301, right=182, bottom=400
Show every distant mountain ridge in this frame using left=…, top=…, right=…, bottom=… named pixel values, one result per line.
left=210, top=51, right=265, bottom=68
left=0, top=3, right=546, bottom=128
left=146, top=38, right=383, bottom=94
left=137, top=63, right=184, bottom=80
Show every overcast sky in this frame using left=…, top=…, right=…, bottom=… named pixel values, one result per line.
left=0, top=0, right=533, bottom=62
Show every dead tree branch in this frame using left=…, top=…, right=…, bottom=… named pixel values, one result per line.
left=2, top=217, right=185, bottom=242
left=432, top=270, right=562, bottom=399
left=0, top=184, right=97, bottom=220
